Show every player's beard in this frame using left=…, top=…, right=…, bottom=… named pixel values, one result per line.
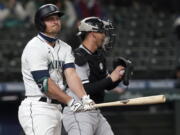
left=48, top=25, right=61, bottom=37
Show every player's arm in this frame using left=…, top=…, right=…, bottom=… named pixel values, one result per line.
left=31, top=70, right=72, bottom=104
left=46, top=79, right=72, bottom=103
left=63, top=46, right=95, bottom=110
left=64, top=67, right=87, bottom=98
left=83, top=77, right=119, bottom=95
left=106, top=65, right=125, bottom=90
left=75, top=65, right=115, bottom=95
left=63, top=46, right=88, bottom=98
left=31, top=70, right=85, bottom=111
left=64, top=66, right=95, bottom=111
left=75, top=63, right=124, bottom=95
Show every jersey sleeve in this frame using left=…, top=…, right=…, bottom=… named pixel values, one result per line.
left=63, top=46, right=75, bottom=70
left=64, top=46, right=75, bottom=64
left=75, top=63, right=90, bottom=84
left=26, top=45, right=48, bottom=71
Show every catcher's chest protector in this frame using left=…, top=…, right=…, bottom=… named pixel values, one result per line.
left=75, top=48, right=107, bottom=82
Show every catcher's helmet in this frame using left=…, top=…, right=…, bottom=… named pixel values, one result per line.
left=78, top=17, right=105, bottom=34
left=34, top=4, right=64, bottom=32
left=77, top=16, right=116, bottom=51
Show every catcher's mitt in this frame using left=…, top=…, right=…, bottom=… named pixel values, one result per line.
left=113, top=57, right=133, bottom=86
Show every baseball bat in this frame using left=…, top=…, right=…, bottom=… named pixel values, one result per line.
left=93, top=95, right=166, bottom=108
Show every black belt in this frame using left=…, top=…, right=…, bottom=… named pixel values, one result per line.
left=39, top=97, right=61, bottom=104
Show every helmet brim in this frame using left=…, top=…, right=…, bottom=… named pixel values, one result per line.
left=44, top=11, right=64, bottom=18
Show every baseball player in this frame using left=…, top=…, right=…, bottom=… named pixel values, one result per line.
left=62, top=17, right=125, bottom=135
left=18, top=4, right=94, bottom=135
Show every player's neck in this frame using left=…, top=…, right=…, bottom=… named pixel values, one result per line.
left=83, top=39, right=97, bottom=53
left=39, top=32, right=57, bottom=47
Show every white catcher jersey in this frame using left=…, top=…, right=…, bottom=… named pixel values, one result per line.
left=21, top=34, right=75, bottom=96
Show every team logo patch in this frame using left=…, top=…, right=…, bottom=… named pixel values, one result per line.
left=99, top=62, right=103, bottom=70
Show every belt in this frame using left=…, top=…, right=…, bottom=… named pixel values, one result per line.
left=39, top=97, right=61, bottom=104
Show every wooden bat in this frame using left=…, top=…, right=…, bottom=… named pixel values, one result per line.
left=93, top=95, right=166, bottom=108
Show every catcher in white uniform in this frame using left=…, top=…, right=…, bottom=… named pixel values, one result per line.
left=18, top=4, right=94, bottom=135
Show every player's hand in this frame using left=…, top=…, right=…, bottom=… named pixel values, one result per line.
left=81, top=95, right=95, bottom=111
left=110, top=66, right=125, bottom=82
left=67, top=98, right=83, bottom=112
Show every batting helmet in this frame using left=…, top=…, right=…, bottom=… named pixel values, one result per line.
left=34, top=4, right=64, bottom=32
left=77, top=17, right=116, bottom=51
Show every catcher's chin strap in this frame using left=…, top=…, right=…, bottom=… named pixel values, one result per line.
left=113, top=57, right=133, bottom=86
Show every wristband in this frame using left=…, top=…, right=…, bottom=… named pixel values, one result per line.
left=67, top=98, right=75, bottom=106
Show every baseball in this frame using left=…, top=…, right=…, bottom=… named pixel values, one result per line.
left=120, top=70, right=125, bottom=75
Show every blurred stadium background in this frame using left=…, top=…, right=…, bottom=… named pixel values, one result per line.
left=1, top=0, right=180, bottom=135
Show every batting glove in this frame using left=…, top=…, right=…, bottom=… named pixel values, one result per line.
left=81, top=95, right=95, bottom=111
left=67, top=98, right=83, bottom=112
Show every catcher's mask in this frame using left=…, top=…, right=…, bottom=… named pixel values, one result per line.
left=34, top=4, right=64, bottom=32
left=77, top=16, right=116, bottom=51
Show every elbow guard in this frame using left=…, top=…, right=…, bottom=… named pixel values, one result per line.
left=37, top=77, right=49, bottom=93
left=31, top=70, right=50, bottom=93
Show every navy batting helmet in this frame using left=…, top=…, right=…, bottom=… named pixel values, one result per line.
left=34, top=4, right=64, bottom=32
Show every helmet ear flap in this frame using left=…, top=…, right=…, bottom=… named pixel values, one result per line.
left=77, top=31, right=88, bottom=41
left=39, top=20, right=46, bottom=32
left=35, top=15, right=45, bottom=32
